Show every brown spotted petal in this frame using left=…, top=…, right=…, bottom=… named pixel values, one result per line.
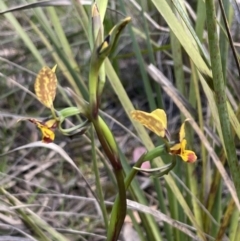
left=34, top=65, right=57, bottom=108
left=130, top=109, right=167, bottom=137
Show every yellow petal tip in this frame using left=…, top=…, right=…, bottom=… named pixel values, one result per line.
left=52, top=64, right=57, bottom=72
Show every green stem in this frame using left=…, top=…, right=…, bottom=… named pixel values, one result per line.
left=107, top=169, right=126, bottom=241
left=106, top=145, right=174, bottom=241
left=89, top=56, right=102, bottom=118
left=205, top=0, right=240, bottom=200
left=87, top=15, right=131, bottom=241
left=89, top=17, right=131, bottom=119
left=90, top=124, right=109, bottom=229
left=92, top=117, right=126, bottom=241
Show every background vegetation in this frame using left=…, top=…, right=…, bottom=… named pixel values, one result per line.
left=0, top=0, right=240, bottom=240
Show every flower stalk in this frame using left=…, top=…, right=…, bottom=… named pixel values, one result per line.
left=87, top=10, right=131, bottom=241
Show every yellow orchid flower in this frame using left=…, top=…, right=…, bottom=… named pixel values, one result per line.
left=169, top=121, right=197, bottom=163
left=28, top=118, right=58, bottom=143
left=130, top=109, right=197, bottom=163
left=21, top=65, right=58, bottom=143
left=19, top=66, right=90, bottom=143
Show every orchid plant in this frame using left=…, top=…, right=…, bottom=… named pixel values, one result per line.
left=17, top=4, right=197, bottom=240
left=131, top=109, right=197, bottom=166
left=17, top=9, right=133, bottom=241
